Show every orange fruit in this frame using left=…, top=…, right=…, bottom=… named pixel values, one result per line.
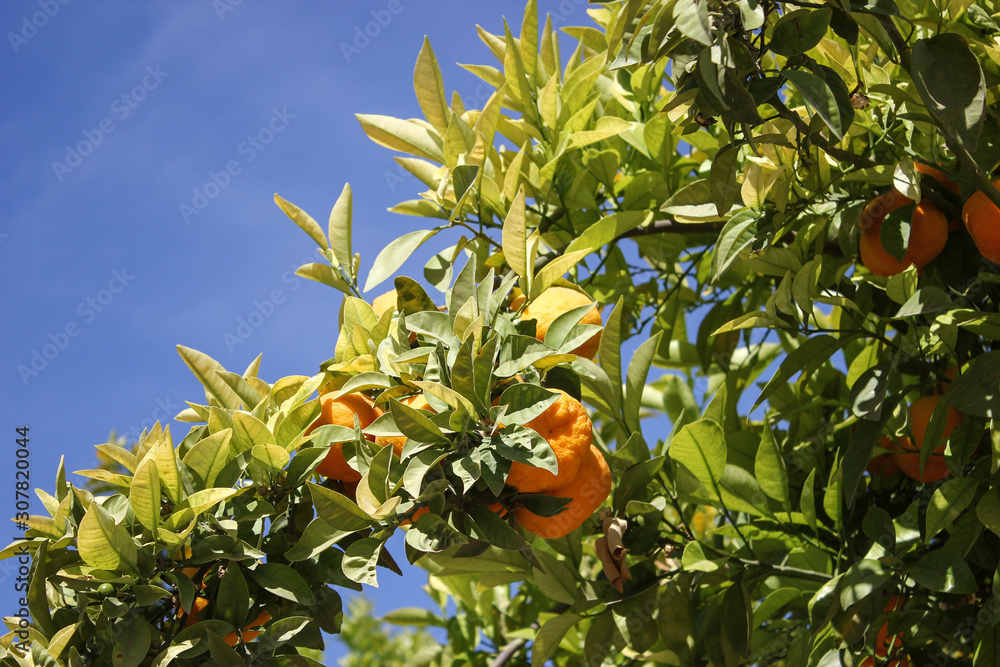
left=520, top=286, right=602, bottom=359
left=962, top=179, right=1000, bottom=261
left=860, top=596, right=908, bottom=666
left=858, top=192, right=948, bottom=276
left=505, top=390, right=594, bottom=493
left=514, top=445, right=611, bottom=539
left=180, top=597, right=270, bottom=646
left=892, top=395, right=963, bottom=483
left=937, top=366, right=958, bottom=393
left=866, top=438, right=901, bottom=479
left=307, top=392, right=381, bottom=482
left=375, top=394, right=432, bottom=457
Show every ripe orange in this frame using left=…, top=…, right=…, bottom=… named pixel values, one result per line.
left=514, top=445, right=611, bottom=539
left=866, top=438, right=901, bottom=479
left=962, top=179, right=1000, bottom=262
left=180, top=597, right=270, bottom=646
left=519, top=286, right=602, bottom=359
left=860, top=596, right=908, bottom=667
left=505, top=390, right=594, bottom=493
left=858, top=192, right=948, bottom=276
left=307, top=392, right=381, bottom=482
left=375, top=394, right=432, bottom=457
left=915, top=163, right=961, bottom=232
left=892, top=395, right=963, bottom=483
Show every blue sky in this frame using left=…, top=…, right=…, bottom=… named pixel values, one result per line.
left=0, top=0, right=602, bottom=661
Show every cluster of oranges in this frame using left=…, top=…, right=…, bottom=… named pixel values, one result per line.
left=305, top=285, right=610, bottom=540
left=867, top=369, right=965, bottom=484
left=176, top=568, right=271, bottom=646
left=857, top=163, right=1000, bottom=275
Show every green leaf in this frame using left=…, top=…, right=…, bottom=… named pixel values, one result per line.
left=895, top=286, right=955, bottom=318
left=948, top=351, right=1000, bottom=418
left=496, top=383, right=560, bottom=424
left=251, top=444, right=290, bottom=472
left=308, top=482, right=373, bottom=532
left=250, top=563, right=316, bottom=604
left=782, top=68, right=845, bottom=140
left=355, top=114, right=445, bottom=162
left=909, top=548, right=976, bottom=594
left=112, top=617, right=150, bottom=667
left=414, top=37, right=449, bottom=134
left=176, top=345, right=241, bottom=410
left=674, top=0, right=711, bottom=45
left=364, top=229, right=436, bottom=293
left=274, top=194, right=327, bottom=249
left=669, top=420, right=727, bottom=496
left=503, top=188, right=529, bottom=280
left=130, top=459, right=160, bottom=534
left=709, top=145, right=742, bottom=216
left=390, top=398, right=447, bottom=443
left=78, top=503, right=138, bottom=573
left=978, top=488, right=1000, bottom=538
left=217, top=562, right=249, bottom=628
left=296, top=262, right=350, bottom=292
left=382, top=608, right=444, bottom=627
left=182, top=429, right=232, bottom=488
left=328, top=183, right=353, bottom=268
left=755, top=335, right=853, bottom=410
left=927, top=478, right=978, bottom=541
left=625, top=333, right=662, bottom=433
left=911, top=34, right=986, bottom=150
left=755, top=425, right=790, bottom=508
left=343, top=537, right=383, bottom=587
left=770, top=8, right=832, bottom=56
left=599, top=298, right=625, bottom=414
left=532, top=614, right=583, bottom=667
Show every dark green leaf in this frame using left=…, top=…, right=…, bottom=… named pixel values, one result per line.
left=912, top=34, right=986, bottom=150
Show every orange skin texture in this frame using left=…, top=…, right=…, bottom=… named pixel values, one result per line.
left=892, top=395, right=963, bottom=483
left=505, top=390, right=594, bottom=493
left=375, top=394, right=432, bottom=457
left=860, top=597, right=908, bottom=666
left=519, top=286, right=603, bottom=359
left=915, top=164, right=961, bottom=232
left=866, top=437, right=901, bottom=479
left=962, top=178, right=1000, bottom=262
left=307, top=392, right=381, bottom=482
left=180, top=598, right=271, bottom=646
left=858, top=192, right=948, bottom=276
left=515, top=445, right=611, bottom=539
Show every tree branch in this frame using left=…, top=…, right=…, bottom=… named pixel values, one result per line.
left=767, top=95, right=875, bottom=169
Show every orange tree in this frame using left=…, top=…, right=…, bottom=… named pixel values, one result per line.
left=6, top=0, right=1000, bottom=664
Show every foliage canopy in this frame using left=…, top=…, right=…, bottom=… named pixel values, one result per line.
left=7, top=0, right=1000, bottom=664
